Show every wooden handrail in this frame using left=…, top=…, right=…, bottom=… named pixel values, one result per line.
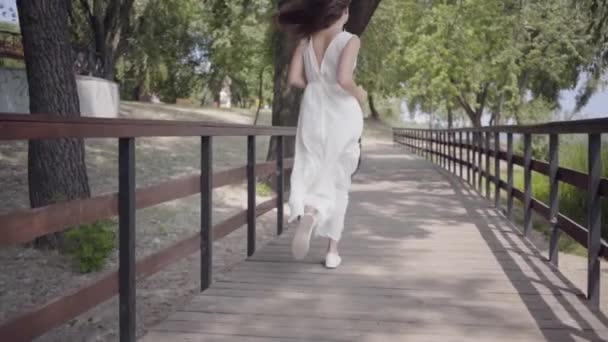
left=0, top=160, right=293, bottom=245
left=0, top=114, right=296, bottom=139
left=0, top=114, right=295, bottom=341
left=393, top=125, right=607, bottom=310
left=392, top=116, right=608, bottom=134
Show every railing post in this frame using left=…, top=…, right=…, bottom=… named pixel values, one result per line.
left=453, top=132, right=457, bottom=175
left=587, top=133, right=601, bottom=308
left=459, top=131, right=464, bottom=179
left=477, top=132, right=483, bottom=192
left=200, top=136, right=213, bottom=291
left=449, top=132, right=456, bottom=174
left=548, top=134, right=560, bottom=267
left=425, top=130, right=430, bottom=159
left=447, top=131, right=452, bottom=172
left=523, top=133, right=532, bottom=236
left=466, top=131, right=471, bottom=184
left=118, top=137, right=136, bottom=342
left=276, top=136, right=285, bottom=235
left=507, top=133, right=514, bottom=219
left=419, top=130, right=422, bottom=156
left=485, top=131, right=491, bottom=199
left=430, top=130, right=433, bottom=160
left=447, top=131, right=451, bottom=170
left=437, top=131, right=441, bottom=166
left=409, top=130, right=413, bottom=152
left=494, top=132, right=501, bottom=208
left=443, top=131, right=447, bottom=169
left=429, top=131, right=433, bottom=163
left=247, top=135, right=256, bottom=256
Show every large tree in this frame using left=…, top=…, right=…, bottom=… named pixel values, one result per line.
left=400, top=0, right=590, bottom=127
left=268, top=0, right=382, bottom=159
left=71, top=0, right=137, bottom=80
left=17, top=0, right=91, bottom=249
left=576, top=0, right=608, bottom=110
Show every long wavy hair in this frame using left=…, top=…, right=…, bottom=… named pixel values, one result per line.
left=275, top=0, right=351, bottom=38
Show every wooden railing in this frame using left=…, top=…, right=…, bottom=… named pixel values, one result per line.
left=0, top=114, right=296, bottom=341
left=393, top=119, right=608, bottom=309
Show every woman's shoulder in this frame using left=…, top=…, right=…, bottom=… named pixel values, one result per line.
left=340, top=31, right=360, bottom=45
left=339, top=31, right=360, bottom=48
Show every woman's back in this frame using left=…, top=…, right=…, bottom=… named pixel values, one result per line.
left=302, top=31, right=355, bottom=85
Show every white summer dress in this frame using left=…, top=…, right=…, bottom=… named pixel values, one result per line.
left=288, top=31, right=364, bottom=241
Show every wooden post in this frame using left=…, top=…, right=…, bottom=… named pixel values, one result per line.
left=548, top=134, right=560, bottom=267
left=485, top=132, right=491, bottom=199
left=247, top=135, right=256, bottom=256
left=276, top=136, right=285, bottom=235
left=494, top=132, right=500, bottom=208
left=466, top=132, right=471, bottom=184
left=523, top=133, right=532, bottom=236
left=477, top=132, right=483, bottom=192
left=587, top=134, right=601, bottom=309
left=459, top=131, right=464, bottom=179
left=507, top=133, right=514, bottom=219
left=200, top=136, right=213, bottom=290
left=118, top=138, right=136, bottom=342
left=448, top=132, right=452, bottom=172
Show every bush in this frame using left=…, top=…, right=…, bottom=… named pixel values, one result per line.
left=64, top=220, right=117, bottom=273
left=256, top=182, right=273, bottom=197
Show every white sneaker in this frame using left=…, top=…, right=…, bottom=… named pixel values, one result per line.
left=325, top=253, right=342, bottom=269
left=291, top=214, right=316, bottom=260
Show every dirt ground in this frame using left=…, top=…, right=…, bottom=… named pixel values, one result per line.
left=0, top=103, right=288, bottom=341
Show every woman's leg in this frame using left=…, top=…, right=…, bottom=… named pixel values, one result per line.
left=292, top=206, right=320, bottom=260
left=327, top=238, right=339, bottom=254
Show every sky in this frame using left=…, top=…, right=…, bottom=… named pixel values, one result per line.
left=0, top=0, right=18, bottom=25
left=560, top=89, right=607, bottom=119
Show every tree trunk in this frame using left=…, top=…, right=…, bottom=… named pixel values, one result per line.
left=79, top=0, right=135, bottom=80
left=345, top=0, right=383, bottom=34
left=368, top=93, right=380, bottom=120
left=17, top=0, right=92, bottom=249
left=254, top=65, right=267, bottom=125
left=267, top=0, right=383, bottom=160
left=447, top=105, right=453, bottom=129
left=267, top=30, right=302, bottom=160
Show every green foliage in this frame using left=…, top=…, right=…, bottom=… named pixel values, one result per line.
left=64, top=220, right=117, bottom=273
left=203, top=0, right=274, bottom=107
left=116, top=0, right=206, bottom=103
left=575, top=0, right=608, bottom=110
left=112, top=0, right=274, bottom=106
left=256, top=182, right=273, bottom=197
left=386, top=0, right=595, bottom=126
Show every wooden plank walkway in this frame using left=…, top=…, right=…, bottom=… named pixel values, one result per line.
left=141, top=142, right=608, bottom=342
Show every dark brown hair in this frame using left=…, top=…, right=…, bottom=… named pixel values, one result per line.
left=275, top=0, right=351, bottom=38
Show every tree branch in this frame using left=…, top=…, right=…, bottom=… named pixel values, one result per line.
left=476, top=83, right=489, bottom=115
left=79, top=0, right=96, bottom=33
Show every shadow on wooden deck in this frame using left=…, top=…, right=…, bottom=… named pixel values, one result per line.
left=140, top=144, right=608, bottom=342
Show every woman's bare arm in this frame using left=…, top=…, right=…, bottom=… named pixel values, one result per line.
left=337, top=36, right=366, bottom=102
left=288, top=40, right=307, bottom=89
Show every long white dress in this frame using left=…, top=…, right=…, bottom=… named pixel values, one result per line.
left=288, top=31, right=364, bottom=242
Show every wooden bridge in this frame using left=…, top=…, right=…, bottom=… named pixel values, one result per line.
left=0, top=115, right=607, bottom=341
